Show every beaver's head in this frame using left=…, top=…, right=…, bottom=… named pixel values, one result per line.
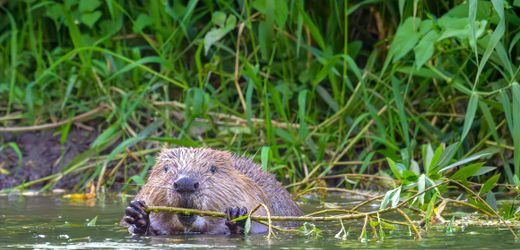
left=147, top=147, right=263, bottom=229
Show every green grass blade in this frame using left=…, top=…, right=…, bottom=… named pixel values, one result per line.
left=297, top=2, right=325, bottom=50
left=479, top=173, right=500, bottom=194
left=473, top=0, right=504, bottom=87
left=460, top=93, right=479, bottom=142
left=3, top=7, right=17, bottom=114
left=298, top=89, right=308, bottom=141
left=391, top=77, right=410, bottom=150
left=439, top=147, right=498, bottom=173
left=261, top=146, right=270, bottom=172
left=512, top=82, right=520, bottom=178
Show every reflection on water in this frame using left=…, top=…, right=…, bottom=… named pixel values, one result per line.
left=0, top=193, right=518, bottom=249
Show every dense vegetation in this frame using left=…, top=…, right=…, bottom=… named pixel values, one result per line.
left=0, top=0, right=519, bottom=223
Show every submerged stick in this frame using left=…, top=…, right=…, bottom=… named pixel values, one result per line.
left=145, top=182, right=449, bottom=223
left=145, top=205, right=397, bottom=222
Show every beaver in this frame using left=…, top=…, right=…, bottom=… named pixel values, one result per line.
left=123, top=147, right=303, bottom=235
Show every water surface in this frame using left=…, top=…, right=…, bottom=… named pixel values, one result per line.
left=0, top=194, right=518, bottom=249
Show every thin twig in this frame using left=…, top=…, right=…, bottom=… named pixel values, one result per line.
left=0, top=105, right=107, bottom=133
left=145, top=182, right=450, bottom=224
left=396, top=208, right=422, bottom=240
left=351, top=194, right=385, bottom=211
left=233, top=22, right=247, bottom=112
left=450, top=180, right=517, bottom=239
left=295, top=187, right=378, bottom=199
left=154, top=101, right=309, bottom=129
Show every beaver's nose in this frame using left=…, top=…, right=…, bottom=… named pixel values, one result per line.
left=173, top=177, right=199, bottom=193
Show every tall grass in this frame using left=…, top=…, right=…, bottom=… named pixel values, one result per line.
left=0, top=0, right=519, bottom=193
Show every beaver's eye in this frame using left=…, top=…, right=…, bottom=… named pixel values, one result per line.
left=163, top=166, right=169, bottom=173
left=210, top=165, right=217, bottom=174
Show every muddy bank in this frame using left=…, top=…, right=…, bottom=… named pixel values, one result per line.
left=1, top=128, right=109, bottom=190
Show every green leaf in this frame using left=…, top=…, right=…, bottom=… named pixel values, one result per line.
left=381, top=221, right=397, bottom=230
left=260, top=146, right=270, bottom=171
left=418, top=174, right=426, bottom=205
left=298, top=89, right=308, bottom=140
left=80, top=11, right=102, bottom=28
left=274, top=0, right=288, bottom=28
left=133, top=14, right=153, bottom=33
left=474, top=0, right=504, bottom=84
left=480, top=174, right=500, bottom=194
left=436, top=143, right=460, bottom=169
left=128, top=175, right=145, bottom=186
left=64, top=0, right=78, bottom=10
left=439, top=147, right=497, bottom=173
left=387, top=158, right=401, bottom=179
left=62, top=74, right=78, bottom=109
left=60, top=120, right=72, bottom=146
left=428, top=144, right=444, bottom=174
left=437, top=17, right=470, bottom=40
left=424, top=192, right=438, bottom=228
left=414, top=30, right=440, bottom=69
left=468, top=0, right=478, bottom=51
left=296, top=2, right=325, bottom=50
left=450, top=162, right=484, bottom=181
left=460, top=93, right=479, bottom=142
left=312, top=55, right=340, bottom=86
left=423, top=144, right=434, bottom=174
left=410, top=160, right=420, bottom=176
left=1, top=142, right=23, bottom=167
left=79, top=0, right=101, bottom=12
left=479, top=101, right=500, bottom=144
left=91, top=122, right=121, bottom=148
left=472, top=166, right=496, bottom=176
left=380, top=186, right=401, bottom=209
left=514, top=175, right=520, bottom=186
left=86, top=216, right=98, bottom=227
left=253, top=0, right=275, bottom=59
left=485, top=192, right=497, bottom=211
left=244, top=216, right=252, bottom=235
left=0, top=167, right=9, bottom=176
left=203, top=14, right=236, bottom=55
left=316, top=85, right=339, bottom=112
left=46, top=3, right=63, bottom=23
left=106, top=121, right=161, bottom=161
left=499, top=90, right=513, bottom=135
left=388, top=17, right=420, bottom=62
left=508, top=31, right=520, bottom=54
left=359, top=152, right=375, bottom=174
left=391, top=77, right=410, bottom=148
left=106, top=56, right=166, bottom=82
left=211, top=11, right=226, bottom=27
left=512, top=82, right=520, bottom=179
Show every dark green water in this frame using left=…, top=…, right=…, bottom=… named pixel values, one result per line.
left=0, top=194, right=518, bottom=249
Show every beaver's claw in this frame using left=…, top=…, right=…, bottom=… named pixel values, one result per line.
left=124, top=200, right=150, bottom=235
left=225, top=207, right=248, bottom=234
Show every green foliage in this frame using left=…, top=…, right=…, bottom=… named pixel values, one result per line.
left=381, top=143, right=500, bottom=209
left=0, top=0, right=519, bottom=194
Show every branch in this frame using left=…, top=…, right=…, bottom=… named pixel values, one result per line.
left=0, top=105, right=108, bottom=133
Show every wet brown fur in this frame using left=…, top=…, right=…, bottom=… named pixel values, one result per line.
left=128, top=147, right=303, bottom=234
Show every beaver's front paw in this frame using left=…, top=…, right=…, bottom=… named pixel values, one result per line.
left=124, top=200, right=150, bottom=235
left=224, top=207, right=248, bottom=234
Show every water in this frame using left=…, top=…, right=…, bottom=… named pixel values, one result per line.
left=0, top=194, right=518, bottom=249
